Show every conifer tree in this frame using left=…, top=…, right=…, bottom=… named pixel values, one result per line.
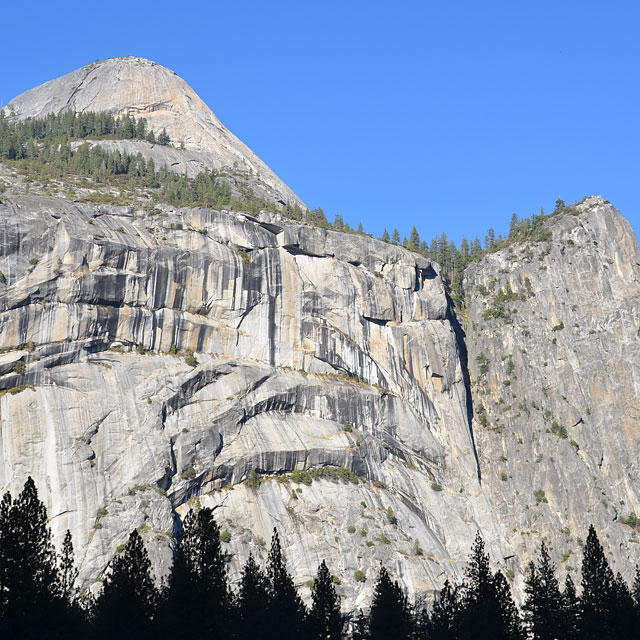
left=412, top=603, right=430, bottom=640
left=265, top=529, right=306, bottom=640
left=92, top=529, right=158, bottom=639
left=427, top=579, right=462, bottom=640
left=409, top=226, right=421, bottom=252
left=368, top=566, right=412, bottom=640
left=157, top=507, right=231, bottom=639
left=611, top=571, right=635, bottom=637
left=522, top=542, right=563, bottom=639
left=381, top=229, right=390, bottom=242
left=561, top=574, right=580, bottom=639
left=459, top=532, right=523, bottom=640
left=58, top=531, right=77, bottom=603
left=308, top=560, right=342, bottom=640
left=57, top=529, right=87, bottom=635
left=633, top=566, right=640, bottom=623
left=0, top=477, right=61, bottom=638
left=459, top=236, right=470, bottom=265
left=237, top=553, right=270, bottom=640
left=579, top=525, right=616, bottom=639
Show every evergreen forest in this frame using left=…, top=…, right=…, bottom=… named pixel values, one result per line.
left=2, top=477, right=639, bottom=640
left=0, top=110, right=583, bottom=303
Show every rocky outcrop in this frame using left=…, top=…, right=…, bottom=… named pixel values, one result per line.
left=0, top=194, right=509, bottom=607
left=3, top=57, right=640, bottom=608
left=5, top=57, right=304, bottom=208
left=464, top=197, right=640, bottom=584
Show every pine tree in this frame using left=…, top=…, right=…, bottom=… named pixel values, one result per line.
left=392, top=228, right=401, bottom=244
left=509, top=213, right=519, bottom=238
left=92, top=529, right=158, bottom=639
left=265, top=529, right=306, bottom=640
left=522, top=542, right=564, bottom=639
left=308, top=560, right=342, bottom=640
left=459, top=236, right=470, bottom=265
left=408, top=226, right=421, bottom=252
left=484, top=228, right=496, bottom=251
left=633, top=566, right=640, bottom=624
left=157, top=507, right=231, bottom=639
left=57, top=529, right=87, bottom=634
left=0, top=477, right=61, bottom=638
left=427, top=579, right=462, bottom=640
left=157, top=128, right=170, bottom=145
left=471, top=236, right=483, bottom=258
left=381, top=229, right=390, bottom=242
left=560, top=574, right=579, bottom=639
left=58, top=531, right=77, bottom=603
left=459, top=532, right=523, bottom=640
left=611, top=571, right=635, bottom=637
left=579, top=525, right=616, bottom=640
left=237, top=553, right=270, bottom=640
left=368, top=566, right=412, bottom=640
left=412, top=603, right=430, bottom=640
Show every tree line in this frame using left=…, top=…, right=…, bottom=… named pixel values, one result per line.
left=1, top=477, right=639, bottom=639
left=0, top=110, right=170, bottom=156
left=0, top=111, right=288, bottom=216
left=0, top=110, right=585, bottom=299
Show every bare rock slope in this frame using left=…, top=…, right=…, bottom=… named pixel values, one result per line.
left=6, top=57, right=303, bottom=207
left=465, top=197, right=640, bottom=584
left=1, top=58, right=640, bottom=607
left=0, top=194, right=506, bottom=608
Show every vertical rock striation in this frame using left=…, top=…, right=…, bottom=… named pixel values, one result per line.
left=464, top=196, right=640, bottom=584
left=0, top=194, right=505, bottom=606
left=2, top=57, right=640, bottom=608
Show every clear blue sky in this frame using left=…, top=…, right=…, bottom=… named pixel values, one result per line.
left=3, top=1, right=639, bottom=246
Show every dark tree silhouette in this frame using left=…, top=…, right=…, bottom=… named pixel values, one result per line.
left=633, top=566, right=640, bottom=624
left=156, top=507, right=231, bottom=639
left=56, top=529, right=87, bottom=636
left=237, top=553, right=269, bottom=640
left=561, top=574, right=580, bottom=639
left=0, top=477, right=62, bottom=638
left=611, top=571, right=635, bottom=637
left=580, top=525, right=616, bottom=640
left=308, top=560, right=342, bottom=640
left=522, top=542, right=564, bottom=639
left=368, top=566, right=412, bottom=640
left=265, top=529, right=306, bottom=640
left=92, top=529, right=158, bottom=639
left=427, top=579, right=463, bottom=640
left=459, top=532, right=523, bottom=640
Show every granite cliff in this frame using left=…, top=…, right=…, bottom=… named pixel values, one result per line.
left=464, top=198, right=640, bottom=583
left=6, top=57, right=304, bottom=208
left=0, top=59, right=638, bottom=608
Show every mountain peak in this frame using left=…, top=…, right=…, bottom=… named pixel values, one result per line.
left=6, top=58, right=303, bottom=206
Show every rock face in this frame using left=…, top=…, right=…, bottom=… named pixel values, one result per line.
left=2, top=58, right=640, bottom=608
left=6, top=57, right=303, bottom=207
left=464, top=197, right=640, bottom=584
left=0, top=194, right=507, bottom=607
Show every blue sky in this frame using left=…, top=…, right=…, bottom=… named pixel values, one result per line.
left=3, top=1, right=639, bottom=246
